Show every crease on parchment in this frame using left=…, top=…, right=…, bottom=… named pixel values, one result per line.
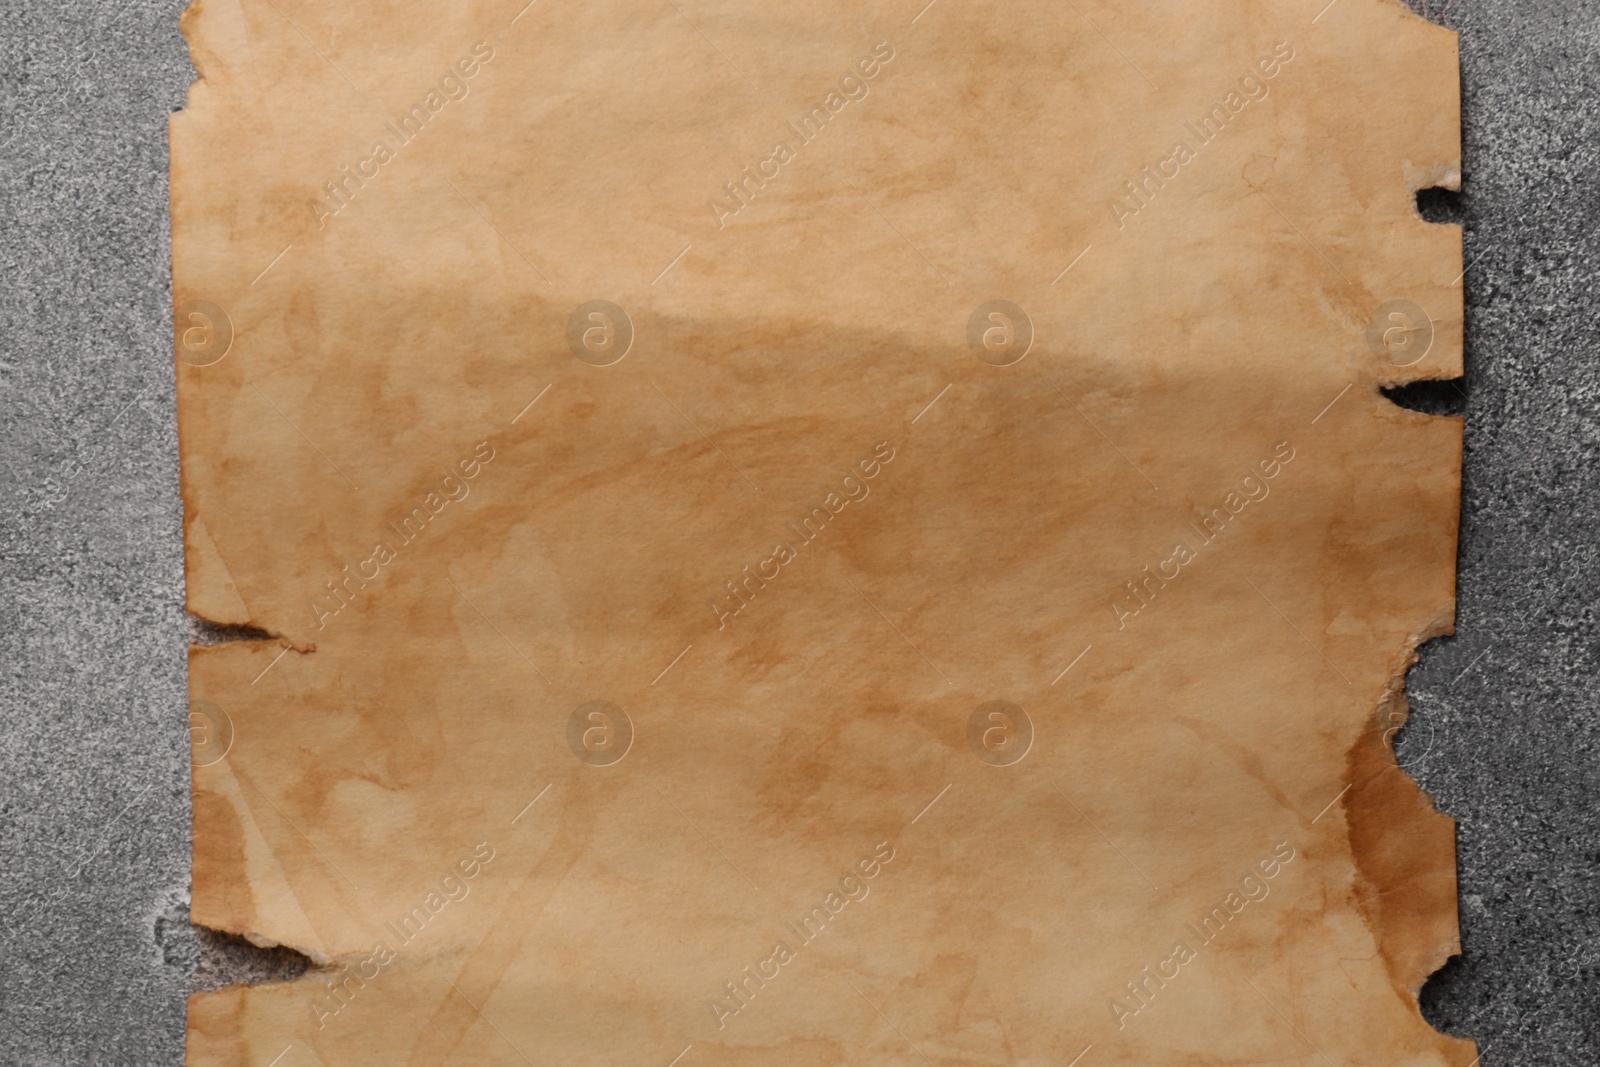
left=190, top=728, right=340, bottom=965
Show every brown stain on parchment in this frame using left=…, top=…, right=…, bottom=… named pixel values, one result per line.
left=191, top=784, right=255, bottom=932
left=1342, top=675, right=1463, bottom=1002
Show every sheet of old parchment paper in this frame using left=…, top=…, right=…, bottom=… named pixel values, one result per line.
left=175, top=0, right=1472, bottom=1062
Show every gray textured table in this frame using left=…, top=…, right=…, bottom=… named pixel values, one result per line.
left=1, top=0, right=1595, bottom=1063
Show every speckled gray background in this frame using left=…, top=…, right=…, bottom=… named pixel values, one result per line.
left=0, top=0, right=1594, bottom=1063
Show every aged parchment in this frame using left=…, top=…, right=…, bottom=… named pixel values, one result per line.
left=175, top=0, right=1472, bottom=1062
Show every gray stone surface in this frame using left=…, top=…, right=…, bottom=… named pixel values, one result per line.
left=1399, top=2, right=1600, bottom=1062
left=0, top=0, right=1593, bottom=1063
left=1, top=1, right=196, bottom=1064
